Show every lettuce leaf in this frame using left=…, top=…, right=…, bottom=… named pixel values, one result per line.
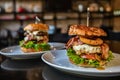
left=107, top=50, right=114, bottom=62
left=19, top=40, right=50, bottom=51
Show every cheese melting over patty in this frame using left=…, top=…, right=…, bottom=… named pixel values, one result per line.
left=73, top=44, right=101, bottom=55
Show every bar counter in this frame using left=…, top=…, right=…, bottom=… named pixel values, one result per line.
left=0, top=40, right=120, bottom=80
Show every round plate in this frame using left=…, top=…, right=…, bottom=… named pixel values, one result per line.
left=41, top=50, right=120, bottom=77
left=0, top=42, right=65, bottom=59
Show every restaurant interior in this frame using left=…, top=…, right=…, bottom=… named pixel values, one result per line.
left=0, top=0, right=120, bottom=80
left=0, top=0, right=119, bottom=49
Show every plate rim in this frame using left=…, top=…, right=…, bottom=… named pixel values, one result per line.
left=0, top=42, right=65, bottom=56
left=0, top=45, right=46, bottom=55
left=0, top=42, right=65, bottom=59
left=41, top=50, right=120, bottom=75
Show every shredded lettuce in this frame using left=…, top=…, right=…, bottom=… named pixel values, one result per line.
left=19, top=40, right=50, bottom=51
left=107, top=50, right=114, bottom=62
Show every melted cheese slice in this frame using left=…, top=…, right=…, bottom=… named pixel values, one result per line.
left=33, top=31, right=39, bottom=35
left=73, top=44, right=101, bottom=55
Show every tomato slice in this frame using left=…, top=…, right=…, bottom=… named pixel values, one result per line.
left=81, top=54, right=96, bottom=60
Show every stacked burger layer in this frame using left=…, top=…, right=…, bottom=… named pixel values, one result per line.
left=66, top=25, right=114, bottom=68
left=20, top=23, right=50, bottom=53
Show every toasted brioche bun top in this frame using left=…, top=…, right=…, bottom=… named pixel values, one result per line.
left=24, top=23, right=49, bottom=31
left=69, top=25, right=107, bottom=37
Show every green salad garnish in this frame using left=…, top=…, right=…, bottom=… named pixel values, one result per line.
left=19, top=40, right=50, bottom=51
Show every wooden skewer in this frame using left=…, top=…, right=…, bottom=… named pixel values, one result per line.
left=87, top=8, right=90, bottom=27
left=35, top=16, right=40, bottom=24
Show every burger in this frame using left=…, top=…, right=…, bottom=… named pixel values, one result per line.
left=19, top=23, right=50, bottom=53
left=66, top=25, right=114, bottom=68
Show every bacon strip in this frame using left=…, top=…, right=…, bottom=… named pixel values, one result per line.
left=81, top=54, right=96, bottom=60
left=66, top=36, right=83, bottom=49
left=101, top=43, right=109, bottom=59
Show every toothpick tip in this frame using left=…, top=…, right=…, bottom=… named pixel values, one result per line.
left=87, top=7, right=90, bottom=11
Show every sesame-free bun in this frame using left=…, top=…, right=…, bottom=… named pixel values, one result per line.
left=24, top=23, right=49, bottom=31
left=69, top=25, right=107, bottom=37
left=21, top=47, right=42, bottom=53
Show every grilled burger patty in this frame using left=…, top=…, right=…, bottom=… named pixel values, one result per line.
left=24, top=31, right=48, bottom=42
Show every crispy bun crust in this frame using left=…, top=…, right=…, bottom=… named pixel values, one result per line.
left=21, top=47, right=42, bottom=53
left=69, top=25, right=107, bottom=37
left=24, top=23, right=49, bottom=31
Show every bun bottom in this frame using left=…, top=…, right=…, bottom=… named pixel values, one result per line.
left=69, top=58, right=97, bottom=68
left=21, top=47, right=42, bottom=53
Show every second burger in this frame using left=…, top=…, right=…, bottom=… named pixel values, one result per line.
left=19, top=23, right=50, bottom=53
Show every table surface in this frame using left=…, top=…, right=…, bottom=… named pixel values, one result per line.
left=0, top=40, right=120, bottom=80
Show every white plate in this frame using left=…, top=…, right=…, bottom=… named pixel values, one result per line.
left=0, top=42, right=65, bottom=59
left=48, top=42, right=65, bottom=50
left=41, top=50, right=120, bottom=77
left=42, top=66, right=120, bottom=80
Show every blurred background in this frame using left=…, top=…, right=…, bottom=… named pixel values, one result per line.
left=0, top=0, right=120, bottom=49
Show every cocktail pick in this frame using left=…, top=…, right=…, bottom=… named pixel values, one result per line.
left=35, top=16, right=41, bottom=24
left=87, top=8, right=90, bottom=27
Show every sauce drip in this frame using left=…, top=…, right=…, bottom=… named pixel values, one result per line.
left=97, top=67, right=105, bottom=70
